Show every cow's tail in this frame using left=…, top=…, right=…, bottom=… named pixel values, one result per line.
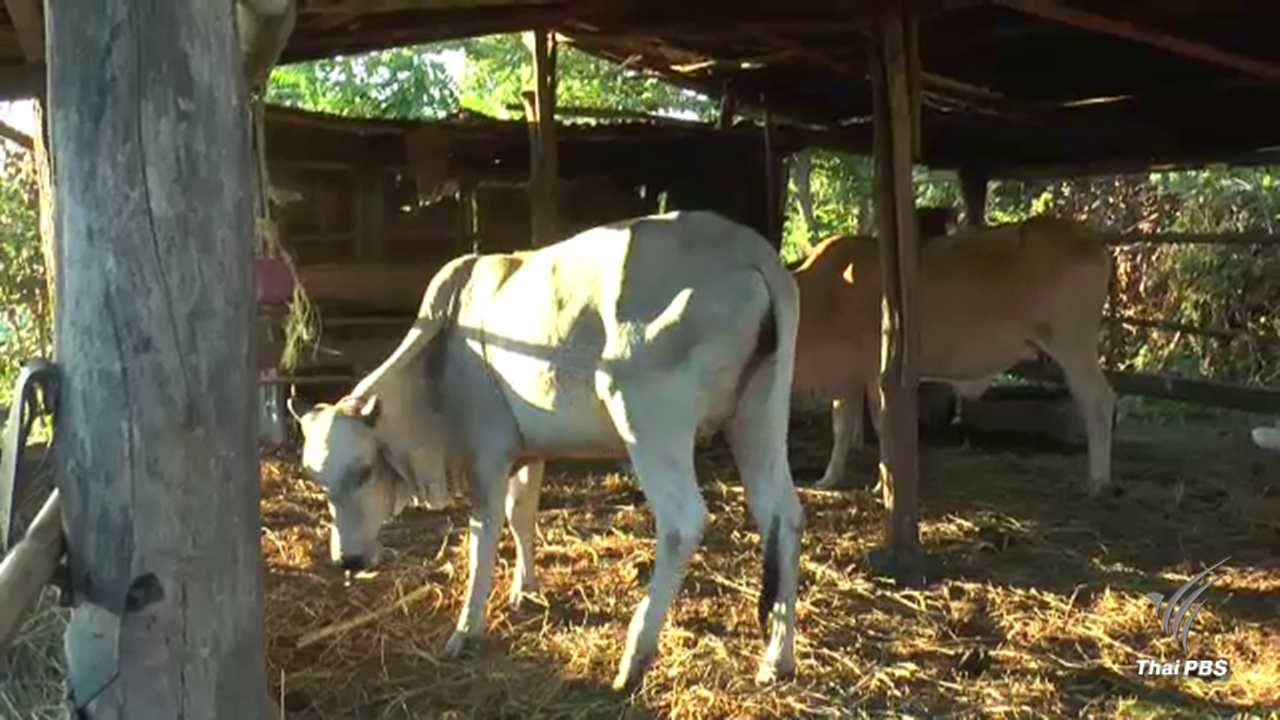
left=740, top=252, right=803, bottom=635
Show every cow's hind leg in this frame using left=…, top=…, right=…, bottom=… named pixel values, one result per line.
left=864, top=373, right=888, bottom=498
left=1042, top=341, right=1116, bottom=496
left=444, top=460, right=511, bottom=658
left=601, top=383, right=707, bottom=692
left=505, top=460, right=545, bottom=609
left=815, top=388, right=863, bottom=489
left=726, top=359, right=804, bottom=684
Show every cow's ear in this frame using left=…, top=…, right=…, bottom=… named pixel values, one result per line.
left=357, top=395, right=381, bottom=427
left=287, top=397, right=315, bottom=423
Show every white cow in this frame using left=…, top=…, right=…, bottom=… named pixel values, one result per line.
left=288, top=210, right=804, bottom=690
left=792, top=216, right=1117, bottom=495
left=1253, top=422, right=1280, bottom=451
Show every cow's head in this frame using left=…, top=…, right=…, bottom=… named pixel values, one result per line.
left=289, top=394, right=417, bottom=571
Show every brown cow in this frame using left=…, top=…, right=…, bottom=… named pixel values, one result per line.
left=792, top=216, right=1116, bottom=496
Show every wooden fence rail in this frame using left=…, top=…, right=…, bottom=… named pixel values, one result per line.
left=1104, top=232, right=1280, bottom=246
left=1102, top=313, right=1245, bottom=340
left=1008, top=360, right=1280, bottom=413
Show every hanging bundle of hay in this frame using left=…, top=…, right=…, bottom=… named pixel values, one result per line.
left=249, top=97, right=319, bottom=374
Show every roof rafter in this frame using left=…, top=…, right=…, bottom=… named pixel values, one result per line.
left=992, top=0, right=1280, bottom=83
left=3, top=0, right=43, bottom=62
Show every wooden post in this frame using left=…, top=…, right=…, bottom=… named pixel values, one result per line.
left=526, top=29, right=559, bottom=247
left=717, top=82, right=737, bottom=130
left=904, top=8, right=923, bottom=159
left=457, top=178, right=477, bottom=255
left=959, top=166, right=989, bottom=228
left=868, top=0, right=923, bottom=583
left=762, top=102, right=782, bottom=249
left=47, top=0, right=267, bottom=716
left=793, top=148, right=818, bottom=245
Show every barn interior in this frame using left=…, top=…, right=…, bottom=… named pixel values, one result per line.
left=255, top=103, right=800, bottom=383
left=2, top=1, right=1279, bottom=718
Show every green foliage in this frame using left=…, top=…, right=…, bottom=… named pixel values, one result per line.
left=266, top=34, right=717, bottom=122
left=780, top=151, right=959, bottom=263
left=450, top=35, right=716, bottom=120
left=998, top=170, right=1280, bottom=390
left=0, top=142, right=50, bottom=408
left=267, top=46, right=460, bottom=119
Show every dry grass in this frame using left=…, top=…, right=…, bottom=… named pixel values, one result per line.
left=0, top=589, right=67, bottom=720
left=4, top=409, right=1279, bottom=719
left=259, top=410, right=1280, bottom=719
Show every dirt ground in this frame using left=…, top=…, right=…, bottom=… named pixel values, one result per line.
left=254, top=406, right=1280, bottom=719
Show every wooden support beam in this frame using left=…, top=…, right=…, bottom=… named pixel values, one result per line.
left=993, top=0, right=1280, bottom=83
left=867, top=0, right=922, bottom=583
left=1008, top=364, right=1280, bottom=414
left=4, top=0, right=45, bottom=62
left=792, top=148, right=818, bottom=244
left=0, top=490, right=64, bottom=657
left=502, top=102, right=710, bottom=128
left=0, top=117, right=33, bottom=151
left=958, top=166, right=988, bottom=227
left=458, top=178, right=477, bottom=254
left=1105, top=371, right=1280, bottom=413
left=904, top=9, right=922, bottom=158
left=295, top=263, right=444, bottom=309
left=48, top=0, right=267, bottom=715
left=762, top=100, right=781, bottom=249
left=717, top=82, right=737, bottom=129
left=526, top=28, right=559, bottom=247
left=236, top=0, right=298, bottom=94
left=298, top=0, right=561, bottom=13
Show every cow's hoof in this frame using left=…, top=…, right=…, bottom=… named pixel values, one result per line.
left=443, top=630, right=478, bottom=659
left=813, top=476, right=840, bottom=490
left=611, top=653, right=654, bottom=693
left=755, top=660, right=795, bottom=686
left=507, top=590, right=533, bottom=610
left=508, top=577, right=540, bottom=610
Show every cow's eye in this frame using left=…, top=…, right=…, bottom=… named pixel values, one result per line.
left=355, top=465, right=373, bottom=486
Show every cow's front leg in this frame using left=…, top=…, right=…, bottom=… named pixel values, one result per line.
left=444, top=466, right=509, bottom=659
left=505, top=460, right=544, bottom=609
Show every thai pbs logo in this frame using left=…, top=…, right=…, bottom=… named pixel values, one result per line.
left=1137, top=556, right=1230, bottom=678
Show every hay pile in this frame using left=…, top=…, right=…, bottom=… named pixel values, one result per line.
left=261, top=410, right=1280, bottom=719
left=0, top=589, right=67, bottom=720
left=3, top=409, right=1276, bottom=718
